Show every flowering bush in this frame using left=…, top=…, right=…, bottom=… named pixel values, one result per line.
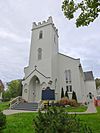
left=59, top=97, right=70, bottom=105
left=68, top=99, right=78, bottom=107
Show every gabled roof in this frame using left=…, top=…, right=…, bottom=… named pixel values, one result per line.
left=58, top=53, right=80, bottom=61
left=24, top=67, right=50, bottom=80
left=84, top=71, right=94, bottom=81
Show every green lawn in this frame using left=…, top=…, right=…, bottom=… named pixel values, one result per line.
left=1, top=102, right=100, bottom=133
left=2, top=113, right=37, bottom=133
left=2, top=107, right=100, bottom=133
left=0, top=102, right=9, bottom=111
left=66, top=105, right=87, bottom=112
left=78, top=107, right=100, bottom=133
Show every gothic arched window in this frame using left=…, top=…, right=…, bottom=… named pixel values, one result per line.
left=38, top=48, right=42, bottom=60
left=39, top=30, right=43, bottom=39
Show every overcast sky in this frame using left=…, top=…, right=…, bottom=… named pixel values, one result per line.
left=0, top=0, right=100, bottom=82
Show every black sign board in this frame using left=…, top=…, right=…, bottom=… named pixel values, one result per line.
left=42, top=87, right=55, bottom=100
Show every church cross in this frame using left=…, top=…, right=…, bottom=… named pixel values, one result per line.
left=35, top=65, right=37, bottom=70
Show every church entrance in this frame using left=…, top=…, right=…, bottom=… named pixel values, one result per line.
left=29, top=76, right=41, bottom=102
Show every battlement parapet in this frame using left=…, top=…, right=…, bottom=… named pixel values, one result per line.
left=32, top=16, right=58, bottom=35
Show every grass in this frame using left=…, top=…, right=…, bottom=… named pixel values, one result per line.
left=0, top=102, right=9, bottom=111
left=66, top=105, right=87, bottom=112
left=1, top=102, right=100, bottom=133
left=2, top=113, right=37, bottom=133
left=2, top=107, right=100, bottom=133
left=78, top=107, right=100, bottom=133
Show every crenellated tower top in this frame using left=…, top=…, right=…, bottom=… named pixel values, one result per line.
left=32, top=16, right=58, bottom=36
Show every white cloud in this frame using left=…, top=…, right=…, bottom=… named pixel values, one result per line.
left=0, top=28, right=29, bottom=43
left=0, top=0, right=100, bottom=82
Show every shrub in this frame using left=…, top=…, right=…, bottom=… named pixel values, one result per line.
left=68, top=99, right=78, bottom=107
left=59, top=97, right=69, bottom=105
left=0, top=111, right=6, bottom=130
left=61, top=87, right=64, bottom=98
left=65, top=90, right=69, bottom=98
left=58, top=97, right=79, bottom=107
left=33, top=107, right=92, bottom=133
left=72, top=91, right=77, bottom=101
left=50, top=101, right=65, bottom=107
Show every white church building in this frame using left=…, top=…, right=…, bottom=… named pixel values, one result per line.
left=22, top=17, right=96, bottom=103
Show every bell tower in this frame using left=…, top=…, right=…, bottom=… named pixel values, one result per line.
left=27, top=16, right=59, bottom=79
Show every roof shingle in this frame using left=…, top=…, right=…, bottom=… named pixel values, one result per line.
left=84, top=71, right=94, bottom=81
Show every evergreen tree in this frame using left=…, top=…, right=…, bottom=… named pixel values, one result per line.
left=33, top=107, right=92, bottom=133
left=65, top=90, right=69, bottom=99
left=72, top=91, right=77, bottom=101
left=61, top=87, right=64, bottom=98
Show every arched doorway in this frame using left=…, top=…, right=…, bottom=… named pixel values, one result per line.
left=29, top=76, right=41, bottom=102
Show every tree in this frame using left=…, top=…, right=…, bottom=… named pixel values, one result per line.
left=95, top=78, right=100, bottom=89
left=33, top=107, right=92, bottom=133
left=65, top=90, right=69, bottom=98
left=61, top=87, right=64, bottom=98
left=0, top=80, right=4, bottom=93
left=2, top=90, right=11, bottom=101
left=7, top=79, right=22, bottom=98
left=72, top=91, right=77, bottom=101
left=3, top=79, right=22, bottom=101
left=62, top=0, right=100, bottom=27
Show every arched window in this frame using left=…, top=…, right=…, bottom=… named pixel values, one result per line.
left=38, top=48, right=42, bottom=60
left=39, top=30, right=43, bottom=39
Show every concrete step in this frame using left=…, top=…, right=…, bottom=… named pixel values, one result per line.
left=11, top=102, right=38, bottom=111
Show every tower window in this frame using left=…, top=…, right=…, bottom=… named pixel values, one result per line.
left=39, top=30, right=43, bottom=39
left=38, top=48, right=42, bottom=60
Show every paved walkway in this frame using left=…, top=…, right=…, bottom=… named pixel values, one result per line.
left=3, top=101, right=97, bottom=115
left=3, top=109, right=35, bottom=115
